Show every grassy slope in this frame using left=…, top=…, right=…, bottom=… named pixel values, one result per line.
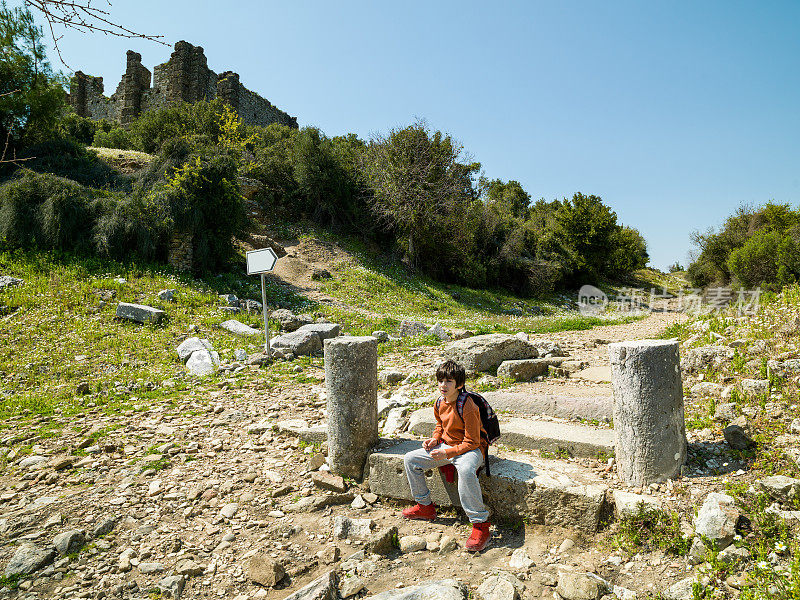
left=0, top=237, right=646, bottom=427
left=0, top=248, right=319, bottom=425
left=297, top=228, right=643, bottom=336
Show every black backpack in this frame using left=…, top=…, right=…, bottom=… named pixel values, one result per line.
left=435, top=388, right=501, bottom=476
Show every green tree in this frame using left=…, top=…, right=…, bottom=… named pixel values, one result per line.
left=607, top=226, right=649, bottom=276
left=668, top=262, right=684, bottom=272
left=555, top=193, right=619, bottom=279
left=247, top=123, right=299, bottom=211
left=362, top=120, right=480, bottom=272
left=0, top=3, right=65, bottom=153
left=483, top=178, right=531, bottom=219
left=688, top=202, right=800, bottom=288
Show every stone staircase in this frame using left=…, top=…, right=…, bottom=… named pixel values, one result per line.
left=365, top=390, right=619, bottom=533
left=407, top=408, right=614, bottom=458
left=275, top=389, right=622, bottom=534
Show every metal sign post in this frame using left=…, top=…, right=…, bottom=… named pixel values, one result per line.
left=246, top=248, right=279, bottom=360
left=261, top=274, right=270, bottom=358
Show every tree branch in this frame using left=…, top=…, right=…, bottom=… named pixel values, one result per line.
left=23, top=0, right=168, bottom=68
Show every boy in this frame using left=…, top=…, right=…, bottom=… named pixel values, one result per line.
left=401, top=360, right=491, bottom=552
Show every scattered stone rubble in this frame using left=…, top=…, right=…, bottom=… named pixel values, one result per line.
left=4, top=281, right=800, bottom=599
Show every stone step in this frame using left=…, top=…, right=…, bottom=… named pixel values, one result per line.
left=367, top=438, right=609, bottom=533
left=408, top=409, right=615, bottom=458
left=573, top=366, right=612, bottom=383
left=276, top=419, right=327, bottom=444
left=483, top=391, right=613, bottom=422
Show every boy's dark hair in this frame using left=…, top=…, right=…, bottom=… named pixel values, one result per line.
left=436, top=360, right=466, bottom=388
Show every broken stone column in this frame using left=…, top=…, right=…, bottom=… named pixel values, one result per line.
left=609, top=339, right=686, bottom=486
left=324, top=336, right=379, bottom=480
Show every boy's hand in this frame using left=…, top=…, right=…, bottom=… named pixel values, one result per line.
left=429, top=448, right=447, bottom=460
left=422, top=438, right=437, bottom=451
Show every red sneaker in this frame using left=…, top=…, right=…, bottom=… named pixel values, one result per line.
left=401, top=503, right=437, bottom=521
left=465, top=522, right=491, bottom=552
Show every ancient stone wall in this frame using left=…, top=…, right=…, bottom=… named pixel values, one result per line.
left=69, top=40, right=298, bottom=130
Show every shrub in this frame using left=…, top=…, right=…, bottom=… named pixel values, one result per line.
left=141, top=151, right=246, bottom=271
left=689, top=202, right=800, bottom=289
left=612, top=504, right=691, bottom=556
left=606, top=226, right=649, bottom=276
left=0, top=171, right=99, bottom=252
left=92, top=127, right=132, bottom=150
left=59, top=112, right=97, bottom=145
left=127, top=99, right=226, bottom=154
left=92, top=193, right=165, bottom=262
left=727, top=228, right=800, bottom=291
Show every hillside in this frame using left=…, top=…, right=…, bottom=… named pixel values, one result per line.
left=2, top=210, right=800, bottom=600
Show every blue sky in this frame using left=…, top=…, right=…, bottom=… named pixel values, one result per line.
left=18, top=0, right=800, bottom=271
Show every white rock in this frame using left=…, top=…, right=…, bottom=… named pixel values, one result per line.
left=186, top=349, right=220, bottom=376
left=428, top=323, right=450, bottom=341
left=19, top=456, right=47, bottom=468
left=147, top=480, right=162, bottom=497
left=340, top=574, right=366, bottom=598
left=399, top=535, right=426, bottom=553
left=477, top=574, right=518, bottom=600
left=694, top=492, right=738, bottom=549
left=220, top=319, right=261, bottom=337
left=508, top=547, right=534, bottom=570
left=663, top=577, right=695, bottom=600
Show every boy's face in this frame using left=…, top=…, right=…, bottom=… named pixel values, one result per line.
left=438, top=376, right=460, bottom=401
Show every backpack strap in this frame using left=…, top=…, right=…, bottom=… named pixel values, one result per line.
left=458, top=389, right=491, bottom=477
left=455, top=389, right=468, bottom=419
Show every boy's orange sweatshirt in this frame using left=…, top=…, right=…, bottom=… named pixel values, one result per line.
left=432, top=395, right=488, bottom=459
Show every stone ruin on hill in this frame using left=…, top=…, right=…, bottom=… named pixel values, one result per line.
left=68, top=40, right=298, bottom=129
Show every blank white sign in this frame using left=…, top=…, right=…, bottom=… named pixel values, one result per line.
left=246, top=247, right=278, bottom=275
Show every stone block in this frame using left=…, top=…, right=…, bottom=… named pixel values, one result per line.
left=612, top=490, right=662, bottom=518
left=272, top=330, right=322, bottom=356
left=739, top=378, right=769, bottom=396
left=367, top=439, right=608, bottom=533
left=296, top=322, right=341, bottom=341
left=444, top=334, right=538, bottom=372
left=483, top=391, right=612, bottom=422
left=496, top=359, right=550, bottom=381
left=758, top=475, right=800, bottom=503
left=276, top=419, right=327, bottom=444
left=682, top=346, right=734, bottom=371
left=116, top=302, right=165, bottom=325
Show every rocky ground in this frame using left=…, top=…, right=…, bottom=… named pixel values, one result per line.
left=3, top=244, right=800, bottom=600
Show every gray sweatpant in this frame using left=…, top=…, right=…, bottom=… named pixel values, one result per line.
left=403, top=443, right=489, bottom=523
